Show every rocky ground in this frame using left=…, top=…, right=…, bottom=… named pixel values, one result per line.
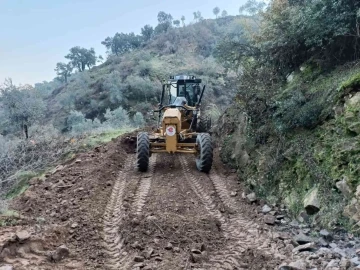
left=0, top=134, right=360, bottom=269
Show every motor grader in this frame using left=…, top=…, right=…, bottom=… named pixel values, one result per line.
left=136, top=75, right=213, bottom=173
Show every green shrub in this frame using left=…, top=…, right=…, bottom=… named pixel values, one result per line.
left=132, top=112, right=145, bottom=127
left=104, top=107, right=130, bottom=128
left=340, top=72, right=360, bottom=91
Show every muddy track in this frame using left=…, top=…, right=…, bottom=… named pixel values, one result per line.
left=3, top=140, right=288, bottom=270
left=132, top=155, right=157, bottom=216
left=100, top=153, right=286, bottom=270
left=1, top=137, right=305, bottom=270
left=102, top=155, right=134, bottom=270
left=180, top=156, right=284, bottom=269
left=102, top=154, right=157, bottom=269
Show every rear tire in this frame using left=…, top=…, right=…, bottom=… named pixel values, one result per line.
left=196, top=133, right=213, bottom=173
left=137, top=132, right=150, bottom=172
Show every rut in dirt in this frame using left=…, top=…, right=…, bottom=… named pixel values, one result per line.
left=101, top=153, right=289, bottom=270
left=102, top=154, right=156, bottom=269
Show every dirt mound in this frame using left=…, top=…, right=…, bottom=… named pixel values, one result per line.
left=3, top=135, right=130, bottom=269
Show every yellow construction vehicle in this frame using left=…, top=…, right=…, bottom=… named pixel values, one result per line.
left=136, top=75, right=213, bottom=173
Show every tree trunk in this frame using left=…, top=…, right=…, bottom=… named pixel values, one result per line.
left=23, top=124, right=28, bottom=139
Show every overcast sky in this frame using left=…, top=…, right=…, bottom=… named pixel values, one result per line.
left=0, top=0, right=246, bottom=86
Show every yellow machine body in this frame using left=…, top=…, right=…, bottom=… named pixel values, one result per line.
left=162, top=108, right=181, bottom=153
left=150, top=107, right=197, bottom=154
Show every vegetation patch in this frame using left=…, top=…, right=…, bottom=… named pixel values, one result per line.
left=82, top=128, right=133, bottom=148
left=340, top=72, right=360, bottom=91
left=216, top=0, right=360, bottom=231
left=5, top=171, right=37, bottom=199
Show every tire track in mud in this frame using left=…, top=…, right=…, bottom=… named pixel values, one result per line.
left=180, top=156, right=283, bottom=269
left=207, top=169, right=267, bottom=269
left=208, top=169, right=284, bottom=254
left=179, top=156, right=226, bottom=225
left=102, top=155, right=135, bottom=270
left=132, top=155, right=157, bottom=216
left=102, top=155, right=157, bottom=270
left=179, top=156, right=238, bottom=269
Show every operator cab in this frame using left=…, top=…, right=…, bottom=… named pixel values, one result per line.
left=166, top=75, right=202, bottom=107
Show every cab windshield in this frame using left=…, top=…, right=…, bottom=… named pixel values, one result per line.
left=177, top=83, right=198, bottom=106
left=166, top=81, right=199, bottom=106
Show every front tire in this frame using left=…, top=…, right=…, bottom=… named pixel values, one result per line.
left=137, top=132, right=150, bottom=172
left=196, top=114, right=212, bottom=133
left=196, top=133, right=213, bottom=173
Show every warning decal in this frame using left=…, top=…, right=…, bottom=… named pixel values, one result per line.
left=166, top=126, right=176, bottom=136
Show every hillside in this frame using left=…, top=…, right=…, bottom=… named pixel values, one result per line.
left=39, top=16, right=246, bottom=131
left=214, top=0, right=360, bottom=232
left=217, top=62, right=360, bottom=230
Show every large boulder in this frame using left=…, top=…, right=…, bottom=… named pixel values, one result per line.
left=335, top=177, right=352, bottom=198
left=303, top=187, right=320, bottom=215
left=346, top=92, right=360, bottom=107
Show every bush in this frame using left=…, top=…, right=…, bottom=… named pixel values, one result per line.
left=0, top=125, right=80, bottom=196
left=103, top=70, right=124, bottom=105
left=67, top=110, right=102, bottom=134
left=132, top=112, right=145, bottom=127
left=104, top=107, right=130, bottom=128
left=136, top=60, right=153, bottom=77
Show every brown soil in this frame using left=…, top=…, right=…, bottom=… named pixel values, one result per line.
left=0, top=134, right=291, bottom=270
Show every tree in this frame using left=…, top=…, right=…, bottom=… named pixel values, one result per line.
left=213, top=7, right=220, bottom=18
left=193, top=12, right=198, bottom=22
left=173, top=20, right=180, bottom=27
left=221, top=10, right=228, bottom=17
left=0, top=79, right=45, bottom=139
left=157, top=11, right=173, bottom=24
left=193, top=11, right=203, bottom=22
left=141, top=25, right=154, bottom=42
left=98, top=55, right=104, bottom=63
left=154, top=11, right=173, bottom=34
left=102, top=32, right=142, bottom=56
left=255, top=0, right=360, bottom=74
left=65, top=46, right=97, bottom=72
left=181, top=15, right=186, bottom=27
left=54, top=62, right=73, bottom=83
left=239, top=0, right=266, bottom=15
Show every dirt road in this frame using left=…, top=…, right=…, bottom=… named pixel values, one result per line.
left=0, top=135, right=290, bottom=269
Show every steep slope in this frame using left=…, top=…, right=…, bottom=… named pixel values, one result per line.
left=216, top=62, right=360, bottom=231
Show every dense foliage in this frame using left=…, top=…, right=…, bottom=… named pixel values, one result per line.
left=216, top=0, right=360, bottom=229
left=219, top=0, right=360, bottom=75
